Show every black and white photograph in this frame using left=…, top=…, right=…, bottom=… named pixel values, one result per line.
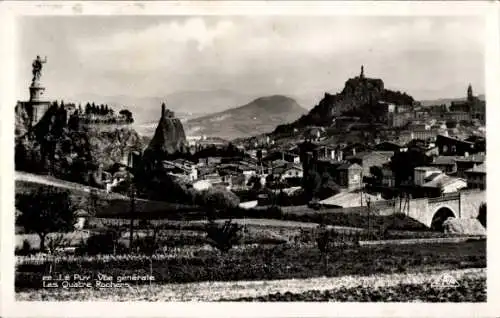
left=1, top=1, right=498, bottom=314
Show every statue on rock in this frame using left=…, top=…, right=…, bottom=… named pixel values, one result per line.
left=32, top=55, right=47, bottom=85
left=360, top=65, right=365, bottom=79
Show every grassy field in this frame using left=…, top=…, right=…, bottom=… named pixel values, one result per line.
left=15, top=179, right=204, bottom=219
left=228, top=275, right=486, bottom=302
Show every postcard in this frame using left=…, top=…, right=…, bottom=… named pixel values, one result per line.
left=1, top=1, right=498, bottom=317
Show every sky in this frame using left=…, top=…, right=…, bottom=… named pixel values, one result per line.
left=16, top=15, right=486, bottom=109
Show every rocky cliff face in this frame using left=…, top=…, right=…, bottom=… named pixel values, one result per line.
left=274, top=69, right=414, bottom=132
left=87, top=127, right=143, bottom=168
left=15, top=103, right=34, bottom=137
left=143, top=105, right=187, bottom=162
left=15, top=103, right=143, bottom=186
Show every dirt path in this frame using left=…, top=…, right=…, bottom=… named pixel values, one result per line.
left=16, top=171, right=94, bottom=192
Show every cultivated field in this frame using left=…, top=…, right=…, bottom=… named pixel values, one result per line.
left=15, top=174, right=487, bottom=302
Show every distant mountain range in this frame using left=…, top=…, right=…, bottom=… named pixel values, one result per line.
left=419, top=94, right=485, bottom=107
left=66, top=90, right=260, bottom=136
left=184, top=95, right=307, bottom=140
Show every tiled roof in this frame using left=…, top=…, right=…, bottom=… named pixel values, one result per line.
left=466, top=163, right=486, bottom=174
left=345, top=151, right=393, bottom=161
left=319, top=191, right=384, bottom=208
left=338, top=163, right=363, bottom=170
left=376, top=141, right=404, bottom=148
left=424, top=172, right=442, bottom=182
left=422, top=174, right=466, bottom=188
left=455, top=154, right=485, bottom=163
left=271, top=159, right=289, bottom=167
left=432, top=156, right=459, bottom=166
left=414, top=166, right=442, bottom=171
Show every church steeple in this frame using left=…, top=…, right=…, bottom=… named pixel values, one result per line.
left=467, top=84, right=473, bottom=101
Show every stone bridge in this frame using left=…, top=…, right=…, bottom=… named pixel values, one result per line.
left=377, top=189, right=486, bottom=229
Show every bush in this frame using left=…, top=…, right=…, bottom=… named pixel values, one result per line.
left=205, top=220, right=243, bottom=253
left=16, top=239, right=32, bottom=255
left=46, top=233, right=70, bottom=254
left=196, top=188, right=241, bottom=220
left=315, top=224, right=331, bottom=254
left=134, top=236, right=160, bottom=255
left=83, top=230, right=125, bottom=255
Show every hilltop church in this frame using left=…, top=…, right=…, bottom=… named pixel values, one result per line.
left=449, top=84, right=486, bottom=120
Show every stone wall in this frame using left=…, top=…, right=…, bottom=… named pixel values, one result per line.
left=459, top=189, right=486, bottom=219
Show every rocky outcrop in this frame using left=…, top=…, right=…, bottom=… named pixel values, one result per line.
left=274, top=67, right=414, bottom=132
left=15, top=103, right=143, bottom=186
left=87, top=127, right=143, bottom=168
left=143, top=103, right=187, bottom=161
left=15, top=103, right=32, bottom=137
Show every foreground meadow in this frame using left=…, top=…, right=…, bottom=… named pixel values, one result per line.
left=16, top=232, right=486, bottom=301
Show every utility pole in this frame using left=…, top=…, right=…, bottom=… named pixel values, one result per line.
left=367, top=198, right=372, bottom=238
left=128, top=172, right=136, bottom=252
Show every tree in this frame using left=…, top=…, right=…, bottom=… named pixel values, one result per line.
left=302, top=168, right=321, bottom=201
left=88, top=188, right=109, bottom=216
left=257, top=149, right=263, bottom=162
left=370, top=166, right=383, bottom=181
left=247, top=175, right=262, bottom=191
left=446, top=120, right=458, bottom=129
left=205, top=219, right=243, bottom=253
left=16, top=187, right=75, bottom=252
left=119, top=109, right=134, bottom=123
left=197, top=188, right=240, bottom=220
left=315, top=223, right=331, bottom=271
left=119, top=109, right=132, bottom=117
left=317, top=172, right=340, bottom=200
left=390, top=147, right=431, bottom=186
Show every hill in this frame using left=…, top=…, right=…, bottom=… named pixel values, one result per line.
left=15, top=172, right=202, bottom=218
left=273, top=67, right=415, bottom=134
left=184, top=95, right=307, bottom=140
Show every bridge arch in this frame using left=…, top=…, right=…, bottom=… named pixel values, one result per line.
left=430, top=205, right=457, bottom=231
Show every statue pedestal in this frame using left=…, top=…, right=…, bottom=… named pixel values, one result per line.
left=29, top=81, right=46, bottom=102
left=24, top=81, right=50, bottom=126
